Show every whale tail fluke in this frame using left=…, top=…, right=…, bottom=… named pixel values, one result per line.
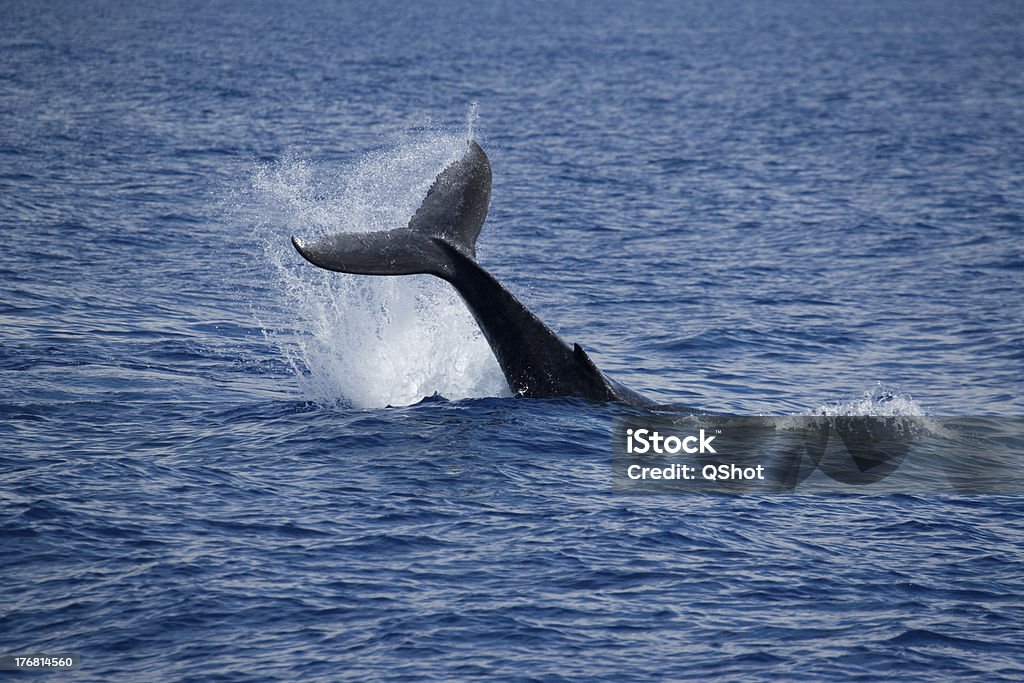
left=291, top=140, right=491, bottom=280
left=289, top=139, right=652, bottom=406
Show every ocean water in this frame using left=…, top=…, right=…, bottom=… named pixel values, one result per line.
left=2, top=0, right=1023, bottom=680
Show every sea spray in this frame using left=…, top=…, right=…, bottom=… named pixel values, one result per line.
left=812, top=382, right=926, bottom=417
left=246, top=132, right=509, bottom=408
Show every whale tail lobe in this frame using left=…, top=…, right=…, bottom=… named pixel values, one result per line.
left=291, top=140, right=491, bottom=280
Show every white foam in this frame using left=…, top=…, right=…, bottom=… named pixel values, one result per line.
left=812, top=382, right=926, bottom=417
left=247, top=129, right=509, bottom=408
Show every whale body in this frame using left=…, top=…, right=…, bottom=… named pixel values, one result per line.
left=291, top=141, right=650, bottom=406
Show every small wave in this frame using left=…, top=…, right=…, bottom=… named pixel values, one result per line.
left=887, top=628, right=994, bottom=650
left=812, top=382, right=926, bottom=417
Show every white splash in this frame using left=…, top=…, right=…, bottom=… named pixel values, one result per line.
left=812, top=382, right=926, bottom=417
left=466, top=101, right=480, bottom=140
left=247, top=128, right=509, bottom=408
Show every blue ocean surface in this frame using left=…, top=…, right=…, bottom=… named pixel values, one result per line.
left=2, top=0, right=1023, bottom=680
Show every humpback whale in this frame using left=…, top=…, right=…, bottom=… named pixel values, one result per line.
left=291, top=141, right=650, bottom=406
